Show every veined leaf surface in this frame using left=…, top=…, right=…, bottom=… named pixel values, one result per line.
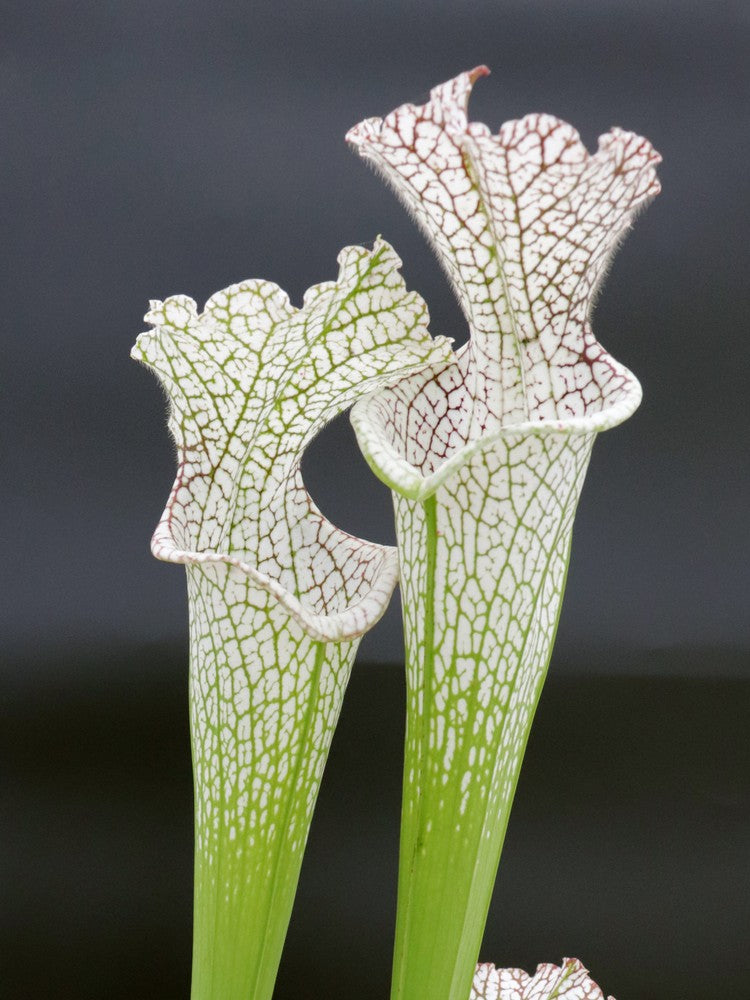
left=132, top=238, right=451, bottom=1000
left=471, top=959, right=615, bottom=1000
left=348, top=71, right=659, bottom=1000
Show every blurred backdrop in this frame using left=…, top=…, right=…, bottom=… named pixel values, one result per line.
left=2, top=1, right=749, bottom=998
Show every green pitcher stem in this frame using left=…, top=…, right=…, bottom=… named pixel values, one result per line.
left=186, top=573, right=357, bottom=1000
left=390, top=438, right=592, bottom=1000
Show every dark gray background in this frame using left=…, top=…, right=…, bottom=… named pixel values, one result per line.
left=3, top=0, right=749, bottom=665
left=3, top=2, right=749, bottom=999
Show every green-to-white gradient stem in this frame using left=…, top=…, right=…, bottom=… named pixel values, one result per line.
left=390, top=436, right=593, bottom=1000
left=186, top=566, right=358, bottom=1000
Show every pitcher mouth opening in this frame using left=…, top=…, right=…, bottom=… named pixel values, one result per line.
left=351, top=346, right=641, bottom=503
left=149, top=489, right=400, bottom=644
